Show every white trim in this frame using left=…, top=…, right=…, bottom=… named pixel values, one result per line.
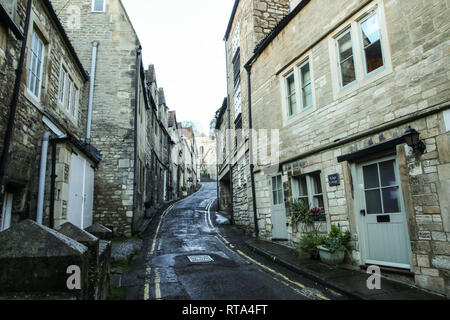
left=27, top=31, right=45, bottom=101
left=444, top=109, right=450, bottom=132
left=328, top=0, right=392, bottom=101
left=42, top=116, right=67, bottom=138
left=1, top=193, right=13, bottom=231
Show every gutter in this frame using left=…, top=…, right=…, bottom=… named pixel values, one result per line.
left=245, top=66, right=259, bottom=237
left=0, top=0, right=32, bottom=203
left=132, top=46, right=142, bottom=235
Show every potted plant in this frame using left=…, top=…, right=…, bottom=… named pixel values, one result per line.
left=180, top=186, right=187, bottom=197
left=297, top=232, right=326, bottom=260
left=317, top=225, right=351, bottom=265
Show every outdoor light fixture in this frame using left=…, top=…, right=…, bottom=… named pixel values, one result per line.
left=403, top=126, right=426, bottom=154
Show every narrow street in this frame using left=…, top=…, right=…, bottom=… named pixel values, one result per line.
left=123, top=182, right=347, bottom=300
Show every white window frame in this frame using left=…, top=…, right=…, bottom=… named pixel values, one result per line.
left=92, top=0, right=106, bottom=12
left=336, top=28, right=357, bottom=90
left=65, top=77, right=72, bottom=112
left=358, top=10, right=386, bottom=78
left=280, top=54, right=316, bottom=125
left=285, top=71, right=297, bottom=118
left=329, top=0, right=392, bottom=100
left=298, top=60, right=313, bottom=110
left=27, top=30, right=45, bottom=101
left=58, top=66, right=67, bottom=105
left=291, top=172, right=324, bottom=209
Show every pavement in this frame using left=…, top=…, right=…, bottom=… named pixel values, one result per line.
left=245, top=238, right=447, bottom=300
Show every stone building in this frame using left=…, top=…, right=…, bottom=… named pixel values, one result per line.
left=224, top=0, right=450, bottom=296
left=180, top=126, right=199, bottom=192
left=51, top=0, right=175, bottom=237
left=196, top=132, right=217, bottom=181
left=221, top=0, right=290, bottom=233
left=216, top=98, right=232, bottom=214
left=0, top=0, right=101, bottom=232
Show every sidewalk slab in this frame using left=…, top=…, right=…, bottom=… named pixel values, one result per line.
left=245, top=238, right=446, bottom=300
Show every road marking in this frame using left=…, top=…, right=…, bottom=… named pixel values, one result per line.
left=155, top=268, right=161, bottom=300
left=211, top=216, right=329, bottom=301
left=144, top=266, right=152, bottom=300
left=144, top=186, right=206, bottom=300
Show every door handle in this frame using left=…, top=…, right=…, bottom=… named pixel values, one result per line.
left=360, top=209, right=366, bottom=216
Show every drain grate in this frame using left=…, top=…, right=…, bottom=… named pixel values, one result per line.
left=187, top=255, right=214, bottom=263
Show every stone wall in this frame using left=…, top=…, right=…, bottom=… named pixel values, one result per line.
left=248, top=0, right=450, bottom=296
left=51, top=0, right=143, bottom=237
left=0, top=0, right=87, bottom=229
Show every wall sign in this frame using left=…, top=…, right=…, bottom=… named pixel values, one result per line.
left=328, top=174, right=340, bottom=187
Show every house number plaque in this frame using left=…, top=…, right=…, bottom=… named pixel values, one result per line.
left=328, top=174, right=340, bottom=187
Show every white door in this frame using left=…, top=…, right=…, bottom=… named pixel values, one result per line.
left=270, top=174, right=289, bottom=240
left=356, top=156, right=412, bottom=270
left=83, top=164, right=94, bottom=229
left=1, top=193, right=13, bottom=231
left=68, top=153, right=95, bottom=229
left=68, top=153, right=84, bottom=228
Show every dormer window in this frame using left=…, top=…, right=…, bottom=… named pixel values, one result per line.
left=92, top=0, right=105, bottom=12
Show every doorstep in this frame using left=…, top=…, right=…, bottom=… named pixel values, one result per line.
left=245, top=239, right=446, bottom=300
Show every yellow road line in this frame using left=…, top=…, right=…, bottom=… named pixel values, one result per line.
left=214, top=232, right=328, bottom=300
left=144, top=266, right=152, bottom=300
left=155, top=268, right=161, bottom=300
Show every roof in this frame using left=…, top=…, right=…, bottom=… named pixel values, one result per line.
left=245, top=0, right=311, bottom=70
left=224, top=0, right=240, bottom=41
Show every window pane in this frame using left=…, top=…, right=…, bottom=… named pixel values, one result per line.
left=363, top=163, right=380, bottom=189
left=273, top=191, right=278, bottom=205
left=278, top=190, right=283, bottom=204
left=379, top=160, right=396, bottom=187
left=337, top=31, right=356, bottom=87
left=361, top=13, right=384, bottom=74
left=382, top=187, right=400, bottom=213
left=311, top=173, right=322, bottom=194
left=298, top=176, right=308, bottom=197
left=365, top=189, right=382, bottom=214
left=93, top=0, right=104, bottom=11
left=286, top=74, right=296, bottom=116
left=59, top=69, right=66, bottom=103
left=65, top=80, right=72, bottom=110
left=313, top=195, right=324, bottom=208
left=272, top=177, right=277, bottom=191
left=302, top=83, right=312, bottom=109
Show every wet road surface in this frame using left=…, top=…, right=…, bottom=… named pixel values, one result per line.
left=123, top=182, right=348, bottom=300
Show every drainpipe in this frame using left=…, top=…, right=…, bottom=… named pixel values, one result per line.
left=224, top=41, right=234, bottom=225
left=0, top=0, right=32, bottom=201
left=86, top=41, right=99, bottom=144
left=36, top=131, right=51, bottom=224
left=245, top=65, right=259, bottom=238
left=131, top=46, right=142, bottom=235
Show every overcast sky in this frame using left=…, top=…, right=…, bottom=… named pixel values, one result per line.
left=121, top=0, right=235, bottom=134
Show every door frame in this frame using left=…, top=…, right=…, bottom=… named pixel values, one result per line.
left=269, top=173, right=289, bottom=240
left=1, top=193, right=13, bottom=232
left=351, top=154, right=413, bottom=271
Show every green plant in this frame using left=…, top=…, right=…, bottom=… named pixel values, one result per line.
left=291, top=200, right=326, bottom=234
left=321, top=225, right=352, bottom=253
left=297, top=232, right=326, bottom=259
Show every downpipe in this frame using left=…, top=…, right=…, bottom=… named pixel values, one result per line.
left=86, top=41, right=99, bottom=144
left=36, top=131, right=51, bottom=224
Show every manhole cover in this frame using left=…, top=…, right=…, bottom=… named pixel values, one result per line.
left=187, top=255, right=214, bottom=263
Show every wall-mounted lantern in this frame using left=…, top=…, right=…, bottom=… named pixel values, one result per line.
left=403, top=126, right=426, bottom=154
